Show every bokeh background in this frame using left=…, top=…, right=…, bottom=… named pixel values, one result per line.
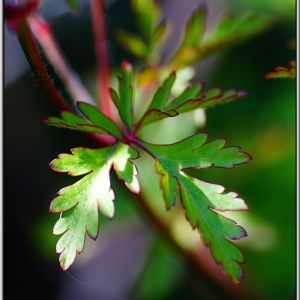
left=4, top=0, right=296, bottom=299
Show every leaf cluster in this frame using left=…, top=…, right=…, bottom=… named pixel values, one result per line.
left=45, top=60, right=251, bottom=285
left=115, top=0, right=276, bottom=86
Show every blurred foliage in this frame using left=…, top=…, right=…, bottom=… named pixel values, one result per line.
left=131, top=236, right=185, bottom=300
left=227, top=0, right=295, bottom=21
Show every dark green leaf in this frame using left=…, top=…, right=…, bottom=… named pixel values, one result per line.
left=135, top=72, right=176, bottom=129
left=135, top=74, right=246, bottom=131
left=167, top=82, right=205, bottom=110
left=44, top=102, right=123, bottom=139
left=139, top=133, right=251, bottom=284
left=148, top=72, right=176, bottom=111
left=110, top=61, right=135, bottom=130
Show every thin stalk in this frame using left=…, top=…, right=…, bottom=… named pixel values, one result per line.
left=29, top=15, right=95, bottom=107
left=90, top=0, right=113, bottom=118
left=17, top=19, right=71, bottom=112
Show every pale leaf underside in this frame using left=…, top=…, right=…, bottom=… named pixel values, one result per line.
left=49, top=143, right=139, bottom=270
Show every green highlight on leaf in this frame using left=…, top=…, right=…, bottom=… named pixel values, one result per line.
left=173, top=4, right=207, bottom=59
left=138, top=133, right=251, bottom=284
left=171, top=8, right=276, bottom=66
left=50, top=142, right=140, bottom=270
left=264, top=60, right=296, bottom=79
left=148, top=19, right=169, bottom=64
left=64, top=0, right=80, bottom=12
left=43, top=102, right=123, bottom=139
left=114, top=29, right=149, bottom=61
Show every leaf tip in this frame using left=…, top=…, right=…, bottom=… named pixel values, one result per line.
left=121, top=60, right=132, bottom=72
left=237, top=90, right=248, bottom=97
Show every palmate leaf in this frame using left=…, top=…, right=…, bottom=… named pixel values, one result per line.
left=139, top=133, right=251, bottom=284
left=135, top=71, right=247, bottom=131
left=264, top=60, right=296, bottom=79
left=50, top=142, right=140, bottom=270
left=44, top=102, right=123, bottom=139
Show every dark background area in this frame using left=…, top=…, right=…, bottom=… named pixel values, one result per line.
left=4, top=0, right=296, bottom=299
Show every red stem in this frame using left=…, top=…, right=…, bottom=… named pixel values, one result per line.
left=29, top=15, right=95, bottom=106
left=17, top=18, right=71, bottom=113
left=17, top=16, right=115, bottom=146
left=91, top=0, right=112, bottom=118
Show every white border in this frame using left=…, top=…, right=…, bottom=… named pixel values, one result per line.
left=297, top=0, right=299, bottom=298
left=0, top=2, right=3, bottom=298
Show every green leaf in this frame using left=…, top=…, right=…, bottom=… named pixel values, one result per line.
left=135, top=72, right=247, bottom=130
left=139, top=133, right=251, bottom=284
left=44, top=102, right=123, bottom=139
left=177, top=4, right=207, bottom=49
left=148, top=19, right=169, bottom=64
left=131, top=0, right=161, bottom=42
left=264, top=60, right=296, bottom=79
left=135, top=72, right=177, bottom=129
left=50, top=142, right=140, bottom=270
left=64, top=0, right=80, bottom=12
left=178, top=175, right=247, bottom=285
left=114, top=29, right=149, bottom=61
left=201, top=12, right=276, bottom=58
left=167, top=81, right=205, bottom=110
left=148, top=72, right=176, bottom=111
left=175, top=88, right=248, bottom=113
left=110, top=61, right=134, bottom=130
left=171, top=10, right=275, bottom=66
